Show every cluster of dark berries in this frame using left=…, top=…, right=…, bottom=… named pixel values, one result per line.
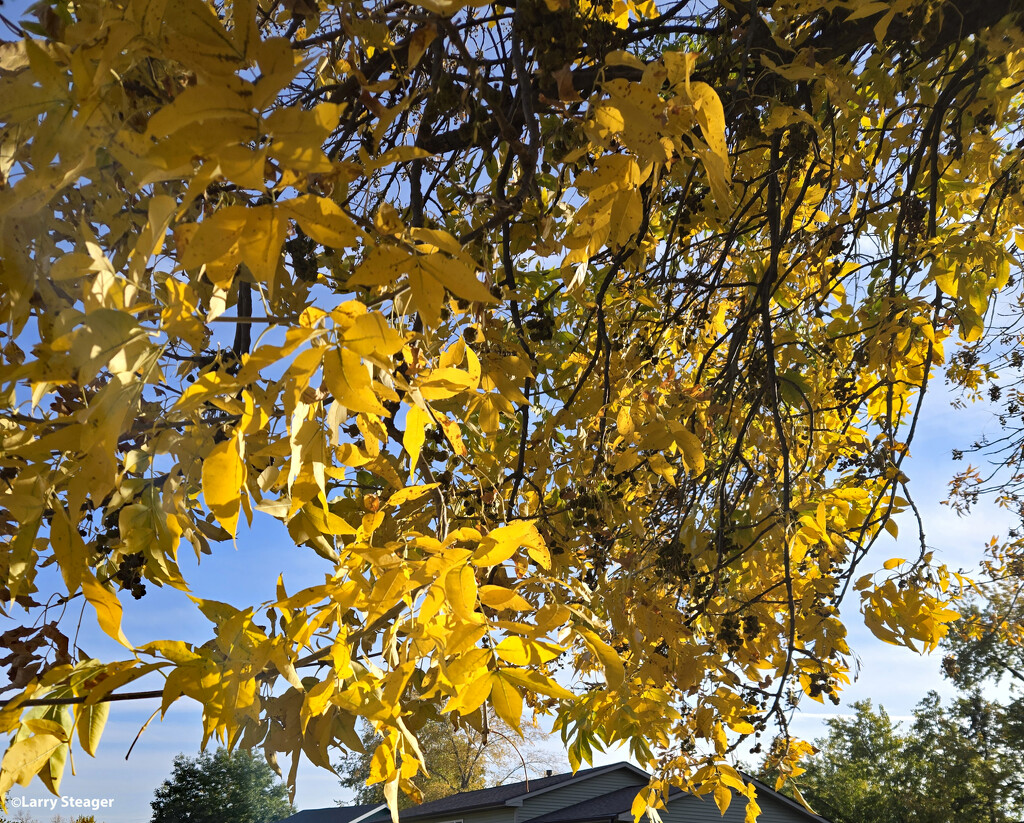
left=805, top=670, right=841, bottom=704
left=525, top=314, right=555, bottom=342
left=719, top=616, right=744, bottom=653
left=115, top=553, right=147, bottom=599
left=568, top=490, right=604, bottom=529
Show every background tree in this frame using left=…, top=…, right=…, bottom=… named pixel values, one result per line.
left=906, top=691, right=1023, bottom=823
left=150, top=748, right=293, bottom=823
left=783, top=701, right=915, bottom=823
left=939, top=551, right=1024, bottom=766
left=6, top=0, right=1024, bottom=816
left=943, top=548, right=1024, bottom=688
left=337, top=712, right=565, bottom=806
left=790, top=695, right=1024, bottom=823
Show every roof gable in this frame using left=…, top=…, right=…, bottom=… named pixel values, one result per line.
left=507, top=763, right=652, bottom=808
left=523, top=786, right=678, bottom=823
left=394, top=764, right=646, bottom=820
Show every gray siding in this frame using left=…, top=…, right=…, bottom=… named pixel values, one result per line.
left=655, top=789, right=812, bottom=823
left=518, top=770, right=649, bottom=822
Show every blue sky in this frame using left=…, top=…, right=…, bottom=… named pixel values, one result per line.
left=3, top=377, right=1013, bottom=822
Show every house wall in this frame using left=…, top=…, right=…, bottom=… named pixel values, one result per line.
left=657, top=789, right=810, bottom=823
left=517, top=769, right=649, bottom=822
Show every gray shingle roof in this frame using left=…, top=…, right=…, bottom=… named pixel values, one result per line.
left=394, top=764, right=613, bottom=820
left=277, top=804, right=383, bottom=823
left=275, top=763, right=832, bottom=823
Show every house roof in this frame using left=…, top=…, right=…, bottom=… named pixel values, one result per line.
left=278, top=805, right=385, bottom=823
left=396, top=763, right=644, bottom=820
left=280, top=762, right=831, bottom=823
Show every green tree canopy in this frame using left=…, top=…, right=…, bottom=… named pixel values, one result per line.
left=788, top=701, right=913, bottom=823
left=150, top=748, right=294, bottom=823
left=943, top=552, right=1024, bottom=690
left=791, top=695, right=1024, bottom=823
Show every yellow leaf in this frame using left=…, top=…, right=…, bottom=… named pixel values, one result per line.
left=368, top=740, right=395, bottom=785
left=445, top=565, right=479, bottom=620
left=0, top=734, right=64, bottom=793
left=301, top=675, right=336, bottom=731
left=439, top=417, right=468, bottom=457
left=23, top=37, right=64, bottom=94
left=49, top=505, right=86, bottom=594
left=22, top=718, right=69, bottom=742
left=76, top=701, right=109, bottom=757
left=473, top=520, right=543, bottom=566
left=351, top=246, right=494, bottom=326
left=616, top=406, right=635, bottom=438
left=366, top=145, right=434, bottom=168
left=386, top=483, right=438, bottom=507
left=263, top=102, right=343, bottom=169
left=345, top=312, right=406, bottom=357
left=501, top=668, right=575, bottom=700
left=527, top=539, right=551, bottom=570
left=239, top=205, right=288, bottom=288
left=495, top=636, right=561, bottom=665
left=417, top=366, right=478, bottom=401
left=202, top=433, right=245, bottom=536
left=407, top=257, right=448, bottom=327
left=410, top=227, right=477, bottom=260
left=82, top=572, right=130, bottom=648
left=439, top=337, right=466, bottom=368
left=712, top=721, right=728, bottom=753
left=846, top=1, right=891, bottom=20
left=648, top=453, right=677, bottom=486
left=630, top=790, right=650, bottom=821
left=302, top=503, right=357, bottom=535
left=465, top=346, right=481, bottom=384
left=931, top=260, right=958, bottom=297
left=607, top=188, right=644, bottom=247
left=670, top=424, right=706, bottom=474
left=404, top=404, right=430, bottom=477
left=606, top=50, right=647, bottom=70
left=714, top=784, right=732, bottom=815
left=579, top=627, right=625, bottom=689
left=284, top=195, right=361, bottom=249
left=146, top=85, right=253, bottom=138
left=177, top=207, right=248, bottom=285
left=419, top=253, right=498, bottom=305
left=489, top=672, right=523, bottom=729
left=322, top=347, right=388, bottom=415
left=873, top=6, right=897, bottom=41
left=443, top=669, right=493, bottom=715
left=478, top=585, right=533, bottom=611
left=744, top=795, right=763, bottom=823
left=790, top=784, right=814, bottom=814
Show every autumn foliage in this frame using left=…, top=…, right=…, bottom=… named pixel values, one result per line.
left=1, top=0, right=1023, bottom=817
